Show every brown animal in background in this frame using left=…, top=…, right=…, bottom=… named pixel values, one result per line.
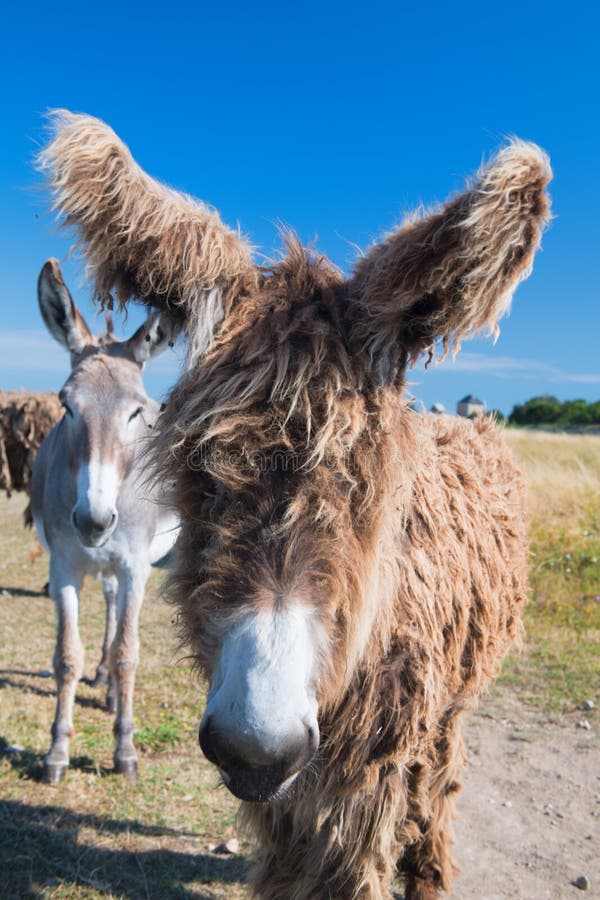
left=39, top=111, right=551, bottom=899
left=0, top=390, right=62, bottom=499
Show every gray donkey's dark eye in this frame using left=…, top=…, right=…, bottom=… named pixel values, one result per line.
left=128, top=406, right=143, bottom=422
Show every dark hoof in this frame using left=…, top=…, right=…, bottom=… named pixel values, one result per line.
left=106, top=694, right=117, bottom=714
left=42, top=762, right=67, bottom=784
left=114, top=758, right=138, bottom=781
left=91, top=670, right=109, bottom=688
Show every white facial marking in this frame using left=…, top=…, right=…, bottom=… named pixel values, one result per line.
left=205, top=604, right=322, bottom=760
left=75, top=459, right=120, bottom=523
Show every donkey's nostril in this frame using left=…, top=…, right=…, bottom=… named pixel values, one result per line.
left=198, top=716, right=220, bottom=766
left=198, top=714, right=318, bottom=802
left=88, top=509, right=117, bottom=533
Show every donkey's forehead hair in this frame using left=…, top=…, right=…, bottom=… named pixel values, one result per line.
left=167, top=243, right=351, bottom=413
left=152, top=242, right=370, bottom=498
left=63, top=345, right=146, bottom=402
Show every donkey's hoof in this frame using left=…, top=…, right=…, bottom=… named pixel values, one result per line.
left=114, top=758, right=138, bottom=781
left=106, top=694, right=117, bottom=714
left=91, top=670, right=109, bottom=688
left=42, top=762, right=67, bottom=784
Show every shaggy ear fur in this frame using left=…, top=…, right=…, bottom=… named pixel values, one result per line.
left=38, top=258, right=95, bottom=355
left=37, top=110, right=257, bottom=360
left=348, top=141, right=552, bottom=377
left=126, top=311, right=181, bottom=366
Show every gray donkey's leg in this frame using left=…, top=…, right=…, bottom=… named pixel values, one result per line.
left=110, top=565, right=149, bottom=779
left=92, top=574, right=118, bottom=713
left=43, top=559, right=84, bottom=784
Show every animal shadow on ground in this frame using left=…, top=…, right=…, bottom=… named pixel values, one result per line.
left=0, top=799, right=249, bottom=899
left=0, top=736, right=112, bottom=781
left=0, top=736, right=114, bottom=781
left=0, top=669, right=107, bottom=712
left=0, top=584, right=47, bottom=598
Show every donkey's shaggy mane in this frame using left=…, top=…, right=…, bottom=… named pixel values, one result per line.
left=154, top=238, right=354, bottom=473
left=153, top=240, right=406, bottom=699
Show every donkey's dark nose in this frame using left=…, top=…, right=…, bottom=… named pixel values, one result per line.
left=198, top=715, right=318, bottom=802
left=72, top=507, right=118, bottom=545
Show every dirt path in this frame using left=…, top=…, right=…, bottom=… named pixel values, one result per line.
left=444, top=696, right=599, bottom=900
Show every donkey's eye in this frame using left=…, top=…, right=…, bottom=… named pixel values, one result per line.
left=128, top=406, right=143, bottom=422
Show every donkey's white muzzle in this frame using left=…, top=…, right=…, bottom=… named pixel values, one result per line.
left=198, top=604, right=321, bottom=801
left=73, top=461, right=120, bottom=547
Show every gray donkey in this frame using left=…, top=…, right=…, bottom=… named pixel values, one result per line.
left=31, top=258, right=179, bottom=783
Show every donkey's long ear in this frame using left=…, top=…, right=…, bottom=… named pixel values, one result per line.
left=348, top=141, right=552, bottom=378
left=38, top=258, right=94, bottom=355
left=37, top=111, right=256, bottom=360
left=126, top=311, right=181, bottom=366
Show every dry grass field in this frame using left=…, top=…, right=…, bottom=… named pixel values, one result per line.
left=0, top=495, right=247, bottom=899
left=502, top=429, right=600, bottom=708
left=0, top=428, right=598, bottom=898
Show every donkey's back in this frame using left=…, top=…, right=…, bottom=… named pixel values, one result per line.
left=406, top=411, right=527, bottom=697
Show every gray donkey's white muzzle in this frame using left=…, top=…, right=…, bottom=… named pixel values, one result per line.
left=72, top=461, right=120, bottom=547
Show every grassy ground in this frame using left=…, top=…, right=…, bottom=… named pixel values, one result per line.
left=0, top=493, right=247, bottom=899
left=0, top=429, right=598, bottom=897
left=500, top=430, right=600, bottom=709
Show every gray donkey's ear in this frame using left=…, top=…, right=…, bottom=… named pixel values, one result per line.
left=126, top=311, right=181, bottom=366
left=38, top=258, right=94, bottom=355
left=348, top=141, right=552, bottom=379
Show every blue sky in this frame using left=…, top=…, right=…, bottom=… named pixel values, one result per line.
left=1, top=1, right=598, bottom=414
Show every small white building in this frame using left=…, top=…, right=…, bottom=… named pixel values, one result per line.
left=457, top=394, right=485, bottom=418
left=430, top=403, right=446, bottom=415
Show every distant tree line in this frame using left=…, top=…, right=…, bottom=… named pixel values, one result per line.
left=507, top=396, right=600, bottom=427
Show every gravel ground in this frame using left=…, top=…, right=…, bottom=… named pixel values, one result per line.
left=445, top=695, right=599, bottom=900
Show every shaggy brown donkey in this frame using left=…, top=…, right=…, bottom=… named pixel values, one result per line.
left=39, top=112, right=551, bottom=899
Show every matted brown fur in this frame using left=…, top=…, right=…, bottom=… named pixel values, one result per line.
left=0, top=390, right=62, bottom=496
left=157, top=257, right=528, bottom=899
left=38, top=112, right=551, bottom=899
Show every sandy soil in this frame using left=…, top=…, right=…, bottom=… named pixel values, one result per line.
left=442, top=696, right=599, bottom=900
